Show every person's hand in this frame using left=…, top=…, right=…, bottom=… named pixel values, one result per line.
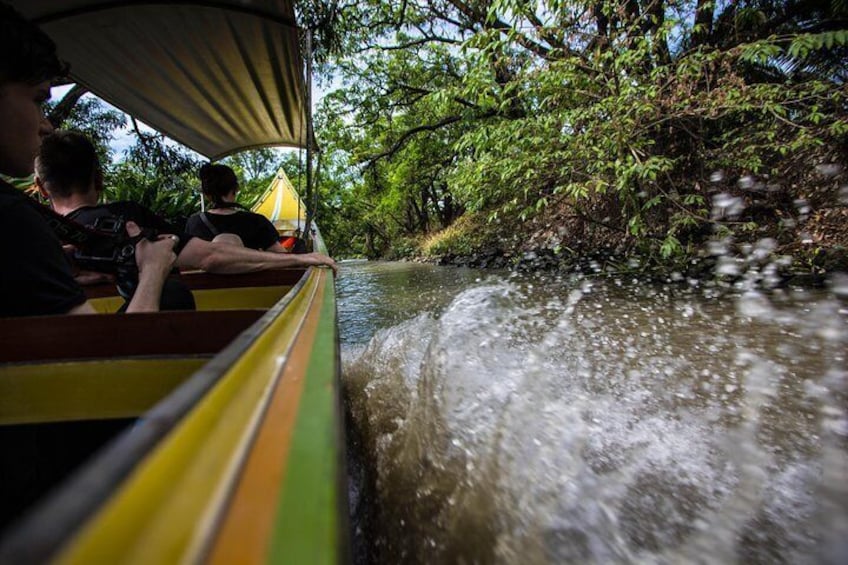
left=307, top=252, right=338, bottom=277
left=126, top=221, right=177, bottom=275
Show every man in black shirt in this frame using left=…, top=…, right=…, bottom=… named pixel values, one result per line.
left=0, top=180, right=89, bottom=316
left=36, top=131, right=338, bottom=277
left=0, top=3, right=178, bottom=317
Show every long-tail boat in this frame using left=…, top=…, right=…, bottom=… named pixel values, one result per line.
left=0, top=2, right=348, bottom=563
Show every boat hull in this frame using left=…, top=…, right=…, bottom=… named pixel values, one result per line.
left=0, top=265, right=347, bottom=564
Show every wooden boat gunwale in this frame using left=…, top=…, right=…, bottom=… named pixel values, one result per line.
left=0, top=266, right=317, bottom=563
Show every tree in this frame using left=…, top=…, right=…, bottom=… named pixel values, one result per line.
left=48, top=91, right=125, bottom=168
left=312, top=0, right=847, bottom=261
left=108, top=128, right=202, bottom=224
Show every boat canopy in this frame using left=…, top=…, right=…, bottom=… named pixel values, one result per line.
left=12, top=1, right=308, bottom=159
left=252, top=167, right=307, bottom=225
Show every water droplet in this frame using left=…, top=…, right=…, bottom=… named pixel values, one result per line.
left=794, top=198, right=811, bottom=217
left=823, top=417, right=848, bottom=437
left=716, top=257, right=740, bottom=276
left=737, top=291, right=773, bottom=318
left=815, top=163, right=843, bottom=177
left=803, top=379, right=829, bottom=399
left=707, top=239, right=730, bottom=256
left=712, top=193, right=745, bottom=219
left=828, top=273, right=848, bottom=297
left=738, top=175, right=756, bottom=189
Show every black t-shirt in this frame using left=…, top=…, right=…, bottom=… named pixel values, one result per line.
left=67, top=201, right=192, bottom=255
left=0, top=181, right=87, bottom=317
left=185, top=210, right=279, bottom=250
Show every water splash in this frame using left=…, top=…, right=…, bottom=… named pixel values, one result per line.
left=343, top=275, right=848, bottom=564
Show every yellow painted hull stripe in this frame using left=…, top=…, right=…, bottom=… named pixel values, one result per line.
left=192, top=286, right=290, bottom=311
left=0, top=358, right=205, bottom=425
left=89, top=286, right=292, bottom=313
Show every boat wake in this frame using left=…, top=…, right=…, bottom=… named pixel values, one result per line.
left=343, top=279, right=848, bottom=563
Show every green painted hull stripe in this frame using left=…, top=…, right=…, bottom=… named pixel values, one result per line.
left=267, top=276, right=340, bottom=564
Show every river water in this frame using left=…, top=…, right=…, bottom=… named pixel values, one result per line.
left=337, top=260, right=848, bottom=564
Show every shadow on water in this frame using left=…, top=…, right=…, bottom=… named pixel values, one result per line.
left=337, top=261, right=848, bottom=564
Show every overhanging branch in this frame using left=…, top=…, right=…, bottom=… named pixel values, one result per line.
left=364, top=110, right=495, bottom=168
left=48, top=84, right=88, bottom=128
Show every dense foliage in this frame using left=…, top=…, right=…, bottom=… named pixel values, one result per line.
left=311, top=0, right=847, bottom=264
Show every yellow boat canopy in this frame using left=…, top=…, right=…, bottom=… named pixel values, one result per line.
left=252, top=167, right=307, bottom=232
left=13, top=1, right=307, bottom=159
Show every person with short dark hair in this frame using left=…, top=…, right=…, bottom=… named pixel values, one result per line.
left=0, top=3, right=177, bottom=317
left=186, top=163, right=286, bottom=252
left=35, top=130, right=183, bottom=243
left=36, top=131, right=338, bottom=276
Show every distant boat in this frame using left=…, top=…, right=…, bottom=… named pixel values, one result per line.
left=0, top=2, right=348, bottom=563
left=253, top=168, right=308, bottom=230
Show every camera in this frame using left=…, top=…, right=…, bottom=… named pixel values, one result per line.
left=73, top=216, right=157, bottom=298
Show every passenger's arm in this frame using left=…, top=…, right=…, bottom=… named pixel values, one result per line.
left=177, top=237, right=337, bottom=276
left=66, top=236, right=177, bottom=314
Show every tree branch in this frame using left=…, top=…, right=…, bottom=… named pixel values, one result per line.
left=446, top=0, right=554, bottom=59
left=48, top=84, right=88, bottom=128
left=364, top=111, right=495, bottom=167
left=369, top=35, right=462, bottom=50
left=387, top=82, right=479, bottom=109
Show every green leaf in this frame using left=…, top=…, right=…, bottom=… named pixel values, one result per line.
left=660, top=235, right=681, bottom=259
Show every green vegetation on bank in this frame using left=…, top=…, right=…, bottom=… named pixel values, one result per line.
left=312, top=0, right=847, bottom=274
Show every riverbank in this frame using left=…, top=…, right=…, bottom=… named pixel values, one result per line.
left=399, top=189, right=848, bottom=288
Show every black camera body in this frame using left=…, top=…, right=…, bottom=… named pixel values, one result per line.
left=73, top=216, right=135, bottom=272
left=73, top=216, right=156, bottom=298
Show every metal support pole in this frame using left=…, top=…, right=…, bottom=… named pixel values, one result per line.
left=303, top=29, right=315, bottom=249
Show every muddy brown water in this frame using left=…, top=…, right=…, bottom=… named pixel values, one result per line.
left=337, top=260, right=847, bottom=564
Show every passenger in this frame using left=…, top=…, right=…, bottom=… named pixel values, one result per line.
left=34, top=130, right=195, bottom=311
left=36, top=131, right=338, bottom=276
left=0, top=4, right=177, bottom=317
left=187, top=163, right=288, bottom=252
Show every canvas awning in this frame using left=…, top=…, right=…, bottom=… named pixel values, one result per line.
left=12, top=1, right=307, bottom=159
